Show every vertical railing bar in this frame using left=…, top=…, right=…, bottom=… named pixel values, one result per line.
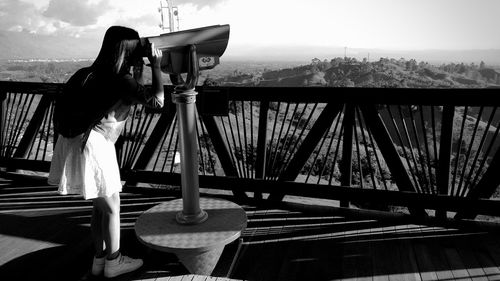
left=198, top=113, right=217, bottom=176
left=121, top=108, right=133, bottom=166
left=125, top=105, right=141, bottom=166
left=340, top=104, right=355, bottom=208
left=233, top=101, right=247, bottom=178
left=0, top=92, right=8, bottom=156
left=281, top=103, right=309, bottom=176
left=462, top=106, right=497, bottom=196
left=328, top=118, right=345, bottom=186
left=169, top=133, right=179, bottom=173
left=265, top=102, right=281, bottom=179
left=161, top=115, right=178, bottom=173
left=420, top=106, right=435, bottom=194
left=33, top=99, right=51, bottom=160
left=357, top=107, right=378, bottom=189
left=387, top=106, right=420, bottom=191
left=195, top=111, right=206, bottom=176
left=431, top=105, right=439, bottom=194
left=5, top=92, right=22, bottom=156
left=314, top=111, right=341, bottom=184
left=409, top=105, right=429, bottom=193
left=196, top=113, right=206, bottom=175
left=269, top=102, right=291, bottom=180
left=279, top=103, right=319, bottom=177
left=42, top=101, right=55, bottom=161
left=456, top=106, right=483, bottom=196
left=121, top=126, right=130, bottom=167
left=227, top=107, right=245, bottom=177
left=159, top=124, right=171, bottom=173
left=160, top=115, right=177, bottom=172
left=399, top=105, right=424, bottom=193
left=27, top=98, right=43, bottom=160
left=250, top=101, right=255, bottom=178
left=365, top=109, right=389, bottom=191
left=220, top=115, right=240, bottom=177
left=3, top=92, right=14, bottom=149
left=469, top=116, right=500, bottom=191
left=152, top=122, right=170, bottom=171
left=8, top=93, right=31, bottom=157
left=131, top=114, right=155, bottom=168
left=130, top=107, right=153, bottom=169
left=436, top=105, right=455, bottom=219
left=451, top=106, right=467, bottom=196
left=207, top=131, right=217, bottom=177
left=39, top=99, right=53, bottom=159
left=124, top=105, right=144, bottom=168
left=4, top=92, right=21, bottom=156
left=225, top=114, right=243, bottom=177
left=305, top=110, right=334, bottom=184
left=13, top=94, right=51, bottom=161
left=275, top=103, right=299, bottom=178
left=122, top=105, right=137, bottom=166
left=398, top=105, right=422, bottom=192
left=255, top=100, right=270, bottom=199
left=241, top=101, right=250, bottom=178
left=353, top=109, right=363, bottom=189
left=123, top=107, right=142, bottom=168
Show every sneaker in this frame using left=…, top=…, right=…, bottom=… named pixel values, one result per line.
left=91, top=256, right=105, bottom=276
left=104, top=254, right=143, bottom=278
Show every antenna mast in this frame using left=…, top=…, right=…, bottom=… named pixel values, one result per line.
left=159, top=0, right=179, bottom=32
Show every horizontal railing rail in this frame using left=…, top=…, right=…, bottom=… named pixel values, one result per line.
left=1, top=80, right=500, bottom=220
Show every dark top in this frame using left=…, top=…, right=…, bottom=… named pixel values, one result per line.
left=54, top=67, right=164, bottom=143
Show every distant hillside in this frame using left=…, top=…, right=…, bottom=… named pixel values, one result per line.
left=214, top=57, right=500, bottom=88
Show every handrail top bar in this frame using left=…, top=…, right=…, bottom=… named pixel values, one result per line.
left=1, top=81, right=498, bottom=106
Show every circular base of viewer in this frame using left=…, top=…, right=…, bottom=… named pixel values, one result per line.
left=135, top=198, right=247, bottom=275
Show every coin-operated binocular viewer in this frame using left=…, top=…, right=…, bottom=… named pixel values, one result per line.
left=141, top=25, right=230, bottom=225
left=135, top=25, right=246, bottom=275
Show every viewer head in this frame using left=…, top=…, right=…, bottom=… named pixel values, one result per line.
left=92, top=26, right=143, bottom=75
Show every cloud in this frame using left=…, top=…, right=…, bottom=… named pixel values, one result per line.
left=43, top=0, right=111, bottom=26
left=173, top=0, right=225, bottom=9
left=0, top=0, right=40, bottom=32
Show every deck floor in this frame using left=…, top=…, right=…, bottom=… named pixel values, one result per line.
left=2, top=175, right=500, bottom=281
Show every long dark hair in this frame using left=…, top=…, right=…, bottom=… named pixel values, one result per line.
left=92, top=26, right=142, bottom=75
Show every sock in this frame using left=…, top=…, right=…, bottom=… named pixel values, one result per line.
left=107, top=250, right=120, bottom=260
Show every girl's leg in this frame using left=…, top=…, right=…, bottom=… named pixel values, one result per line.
left=90, top=203, right=105, bottom=257
left=94, top=192, right=143, bottom=278
left=92, top=192, right=121, bottom=258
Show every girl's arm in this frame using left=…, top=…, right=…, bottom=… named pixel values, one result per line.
left=127, top=43, right=164, bottom=108
left=148, top=43, right=164, bottom=108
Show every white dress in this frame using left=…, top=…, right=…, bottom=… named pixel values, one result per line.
left=48, top=121, right=126, bottom=200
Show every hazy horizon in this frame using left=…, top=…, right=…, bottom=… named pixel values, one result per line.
left=1, top=0, right=500, bottom=64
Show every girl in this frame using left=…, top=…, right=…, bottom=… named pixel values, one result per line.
left=48, top=26, right=164, bottom=278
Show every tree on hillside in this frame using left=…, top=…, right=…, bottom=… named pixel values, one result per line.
left=406, top=59, right=418, bottom=71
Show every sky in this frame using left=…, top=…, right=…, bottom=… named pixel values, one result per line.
left=1, top=0, right=500, bottom=60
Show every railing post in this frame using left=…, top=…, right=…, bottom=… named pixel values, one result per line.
left=436, top=105, right=455, bottom=219
left=254, top=100, right=270, bottom=200
left=339, top=103, right=355, bottom=208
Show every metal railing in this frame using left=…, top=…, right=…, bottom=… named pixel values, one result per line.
left=1, top=81, right=500, bottom=220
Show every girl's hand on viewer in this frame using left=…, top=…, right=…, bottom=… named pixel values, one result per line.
left=148, top=43, right=162, bottom=69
